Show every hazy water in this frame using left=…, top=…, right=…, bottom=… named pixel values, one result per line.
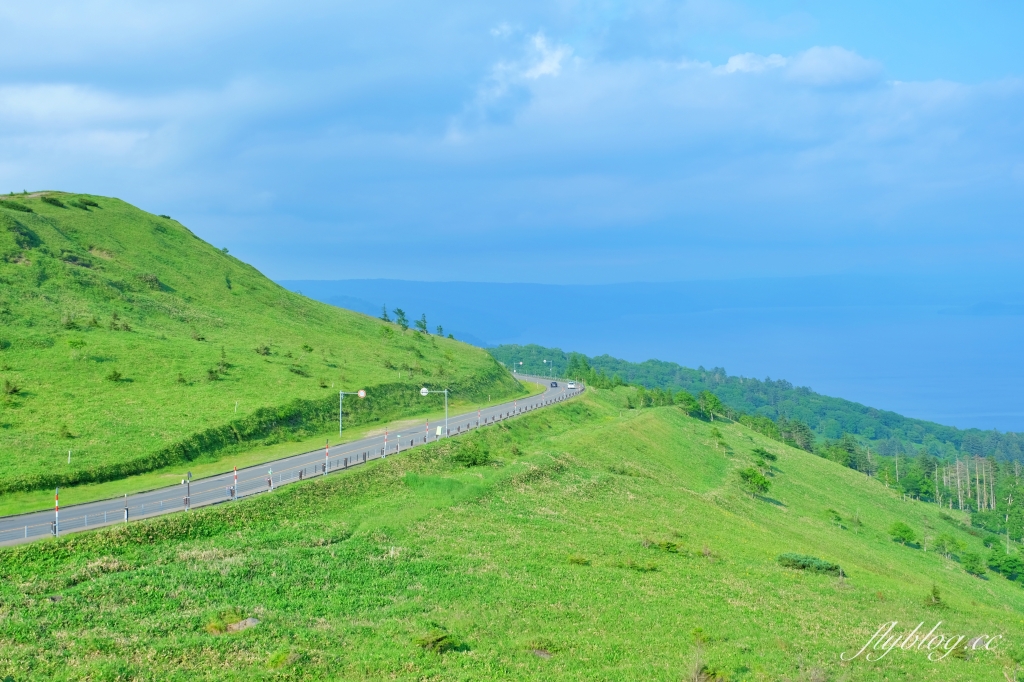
left=280, top=274, right=1024, bottom=433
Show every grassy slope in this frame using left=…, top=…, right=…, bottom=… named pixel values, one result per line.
left=0, top=193, right=522, bottom=493
left=2, top=387, right=1021, bottom=680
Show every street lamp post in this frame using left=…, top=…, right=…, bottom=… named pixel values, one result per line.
left=339, top=389, right=367, bottom=438
left=420, top=387, right=448, bottom=438
left=182, top=471, right=192, bottom=511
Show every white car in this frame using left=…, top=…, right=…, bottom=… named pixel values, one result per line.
left=567, top=382, right=576, bottom=389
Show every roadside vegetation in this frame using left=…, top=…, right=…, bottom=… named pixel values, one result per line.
left=2, top=387, right=1023, bottom=680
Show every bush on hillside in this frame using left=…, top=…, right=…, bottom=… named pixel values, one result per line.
left=41, top=196, right=65, bottom=208
left=777, top=553, right=843, bottom=576
left=414, top=626, right=466, bottom=653
left=78, top=197, right=99, bottom=207
left=738, top=467, right=770, bottom=496
left=989, top=550, right=1024, bottom=581
left=961, top=551, right=986, bottom=576
left=450, top=439, right=491, bottom=467
left=933, top=533, right=964, bottom=559
left=889, top=522, right=916, bottom=545
left=137, top=273, right=162, bottom=290
left=752, top=446, right=777, bottom=462
left=106, top=370, right=123, bottom=382
left=1, top=201, right=33, bottom=213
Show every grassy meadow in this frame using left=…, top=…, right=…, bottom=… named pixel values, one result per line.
left=0, top=193, right=524, bottom=495
left=2, top=386, right=1022, bottom=680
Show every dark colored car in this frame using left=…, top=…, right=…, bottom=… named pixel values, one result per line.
left=550, top=381, right=558, bottom=387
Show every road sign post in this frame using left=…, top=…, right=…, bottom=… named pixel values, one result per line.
left=420, top=387, right=448, bottom=438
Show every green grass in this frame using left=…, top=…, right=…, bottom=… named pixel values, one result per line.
left=0, top=193, right=525, bottom=494
left=3, top=386, right=1022, bottom=680
left=0, top=380, right=545, bottom=516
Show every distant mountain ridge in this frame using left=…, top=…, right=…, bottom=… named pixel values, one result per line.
left=489, top=343, right=1023, bottom=462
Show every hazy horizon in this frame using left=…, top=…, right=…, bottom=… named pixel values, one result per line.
left=282, top=273, right=1024, bottom=434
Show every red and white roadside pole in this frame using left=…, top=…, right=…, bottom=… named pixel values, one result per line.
left=233, top=466, right=238, bottom=499
left=325, top=440, right=330, bottom=474
left=477, top=409, right=480, bottom=427
left=54, top=487, right=59, bottom=536
left=384, top=428, right=388, bottom=458
left=425, top=420, right=429, bottom=443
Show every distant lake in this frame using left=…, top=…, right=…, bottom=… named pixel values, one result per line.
left=280, top=274, right=1024, bottom=433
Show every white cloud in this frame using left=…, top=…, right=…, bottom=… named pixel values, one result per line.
left=490, top=22, right=514, bottom=38
left=785, top=46, right=882, bottom=86
left=522, top=33, right=572, bottom=79
left=715, top=52, right=787, bottom=74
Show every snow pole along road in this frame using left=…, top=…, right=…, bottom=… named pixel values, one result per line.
left=0, top=375, right=584, bottom=546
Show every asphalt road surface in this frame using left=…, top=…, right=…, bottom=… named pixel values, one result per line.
left=0, top=374, right=583, bottom=545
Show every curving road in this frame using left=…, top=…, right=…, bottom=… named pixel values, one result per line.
left=0, top=375, right=583, bottom=546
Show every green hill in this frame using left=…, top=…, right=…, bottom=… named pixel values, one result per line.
left=0, top=192, right=524, bottom=495
left=2, top=386, right=1021, bottom=679
left=489, top=343, right=1024, bottom=460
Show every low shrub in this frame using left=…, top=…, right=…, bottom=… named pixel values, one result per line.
left=752, top=446, right=777, bottom=462
left=137, top=273, right=162, bottom=290
left=738, top=467, right=770, bottom=496
left=288, top=366, right=309, bottom=377
left=41, top=196, right=65, bottom=208
left=415, top=626, right=466, bottom=654
left=567, top=555, right=590, bottom=565
left=3, top=379, right=20, bottom=395
left=889, top=522, right=916, bottom=545
left=0, top=200, right=33, bottom=213
left=643, top=538, right=683, bottom=553
left=105, top=370, right=123, bottom=382
left=450, top=439, right=491, bottom=467
left=961, top=551, right=986, bottom=576
left=777, top=553, right=843, bottom=576
left=924, top=584, right=945, bottom=609
left=255, top=344, right=271, bottom=356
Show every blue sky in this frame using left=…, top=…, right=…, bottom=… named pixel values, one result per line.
left=2, top=1, right=1022, bottom=283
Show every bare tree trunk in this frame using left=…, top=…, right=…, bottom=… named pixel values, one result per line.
left=976, top=457, right=982, bottom=509
left=990, top=460, right=997, bottom=511
left=956, top=459, right=964, bottom=511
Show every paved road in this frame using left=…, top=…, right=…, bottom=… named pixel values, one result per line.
left=0, top=375, right=583, bottom=545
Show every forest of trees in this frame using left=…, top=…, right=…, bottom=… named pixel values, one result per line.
left=490, top=344, right=1024, bottom=461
